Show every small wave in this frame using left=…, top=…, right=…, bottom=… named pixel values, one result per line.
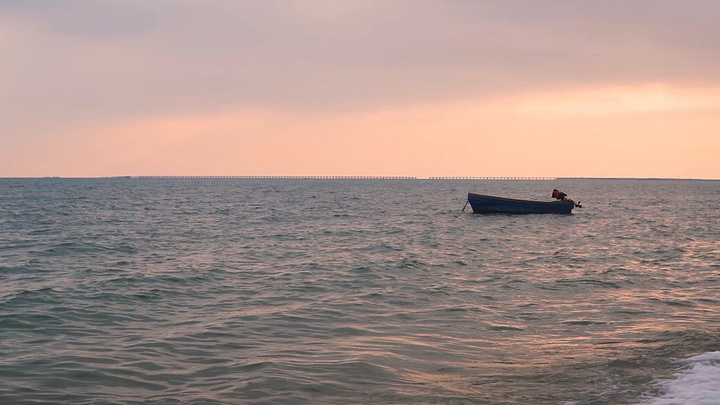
left=561, top=320, right=607, bottom=326
left=488, top=324, right=524, bottom=331
left=32, top=241, right=139, bottom=257
left=328, top=326, right=377, bottom=337
left=555, top=278, right=622, bottom=289
left=1, top=287, right=56, bottom=305
left=660, top=299, right=697, bottom=308
left=641, top=351, right=720, bottom=404
left=0, top=313, right=64, bottom=330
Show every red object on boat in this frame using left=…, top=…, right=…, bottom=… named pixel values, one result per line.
left=552, top=189, right=567, bottom=200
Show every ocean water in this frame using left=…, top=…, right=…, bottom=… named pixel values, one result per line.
left=1, top=178, right=718, bottom=405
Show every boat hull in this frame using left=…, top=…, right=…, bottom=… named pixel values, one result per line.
left=467, top=193, right=575, bottom=214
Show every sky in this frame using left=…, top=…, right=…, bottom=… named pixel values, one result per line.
left=1, top=0, right=719, bottom=179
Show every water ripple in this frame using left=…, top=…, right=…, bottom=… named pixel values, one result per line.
left=0, top=178, right=718, bottom=404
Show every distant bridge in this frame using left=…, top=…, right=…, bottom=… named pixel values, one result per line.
left=428, top=177, right=556, bottom=180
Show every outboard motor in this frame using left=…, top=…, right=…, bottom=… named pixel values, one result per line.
left=552, top=189, right=567, bottom=201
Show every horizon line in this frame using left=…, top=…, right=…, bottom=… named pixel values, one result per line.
left=1, top=176, right=718, bottom=181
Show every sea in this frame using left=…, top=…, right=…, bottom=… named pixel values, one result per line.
left=1, top=178, right=718, bottom=405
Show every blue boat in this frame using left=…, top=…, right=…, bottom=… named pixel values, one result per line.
left=466, top=192, right=580, bottom=214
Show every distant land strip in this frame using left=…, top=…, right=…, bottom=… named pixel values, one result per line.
left=123, top=176, right=556, bottom=180
left=3, top=176, right=716, bottom=180
left=129, top=175, right=418, bottom=179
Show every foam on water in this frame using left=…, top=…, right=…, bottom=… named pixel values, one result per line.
left=642, top=352, right=720, bottom=405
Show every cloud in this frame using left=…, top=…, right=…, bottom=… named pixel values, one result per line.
left=1, top=1, right=719, bottom=178
left=5, top=83, right=717, bottom=178
left=514, top=84, right=720, bottom=115
left=0, top=0, right=157, bottom=37
left=4, top=1, right=720, bottom=105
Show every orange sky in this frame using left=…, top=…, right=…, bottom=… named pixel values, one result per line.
left=1, top=1, right=719, bottom=179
